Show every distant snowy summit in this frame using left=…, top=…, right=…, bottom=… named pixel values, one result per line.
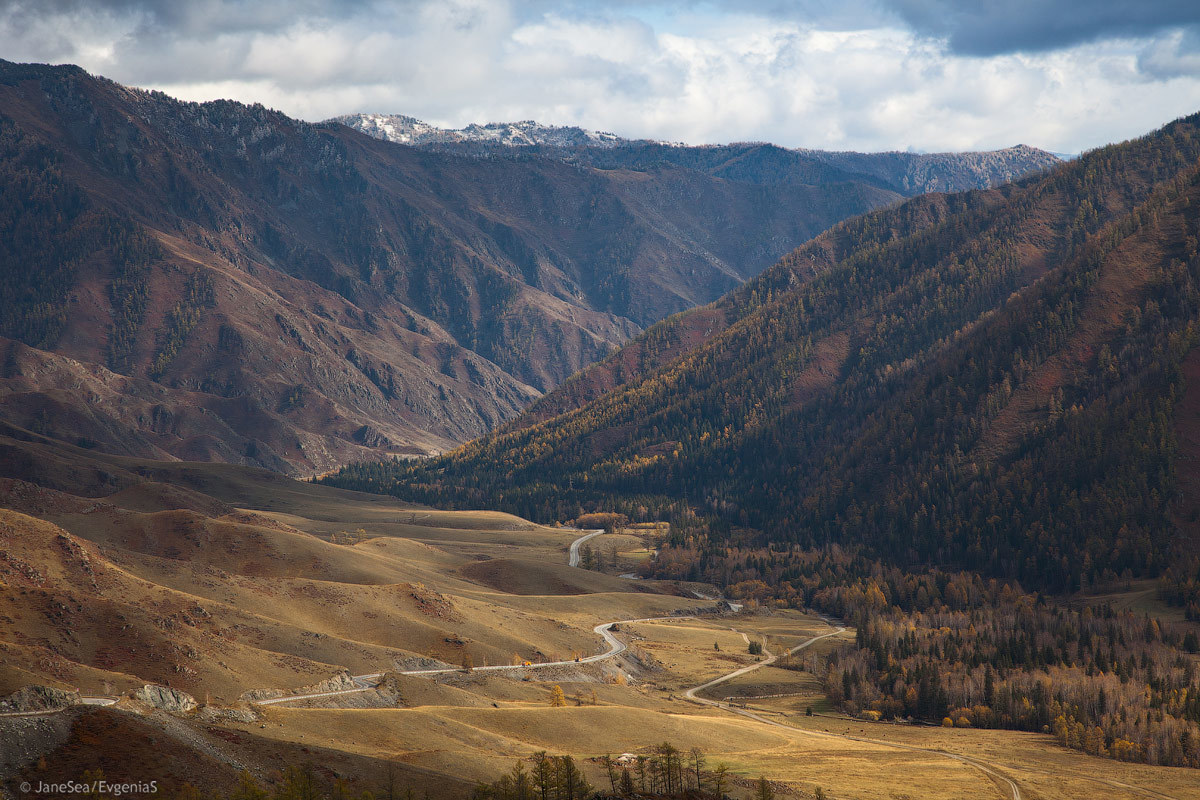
left=332, top=113, right=629, bottom=148
left=331, top=113, right=1061, bottom=196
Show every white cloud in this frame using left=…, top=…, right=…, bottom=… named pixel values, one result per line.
left=4, top=0, right=1200, bottom=153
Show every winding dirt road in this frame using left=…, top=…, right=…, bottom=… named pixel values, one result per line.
left=566, top=529, right=604, bottom=567
left=254, top=614, right=694, bottom=705
left=227, top=529, right=1181, bottom=799
left=680, top=621, right=1023, bottom=800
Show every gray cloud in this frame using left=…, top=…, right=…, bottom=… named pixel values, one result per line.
left=7, top=0, right=1200, bottom=54
left=1138, top=27, right=1200, bottom=78
left=2, top=0, right=1200, bottom=154
left=0, top=0, right=375, bottom=35
left=877, top=0, right=1200, bottom=56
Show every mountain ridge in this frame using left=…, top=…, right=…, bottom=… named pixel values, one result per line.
left=0, top=60, right=1059, bottom=476
left=326, top=110, right=1200, bottom=593
left=0, top=61, right=860, bottom=474
left=335, top=112, right=1061, bottom=196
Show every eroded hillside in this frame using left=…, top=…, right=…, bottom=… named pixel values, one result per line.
left=0, top=60, right=1051, bottom=475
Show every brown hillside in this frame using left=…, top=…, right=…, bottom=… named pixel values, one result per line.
left=0, top=60, right=1049, bottom=474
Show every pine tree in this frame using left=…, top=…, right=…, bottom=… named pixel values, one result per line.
left=619, top=769, right=635, bottom=797
left=549, top=684, right=566, bottom=707
left=231, top=772, right=268, bottom=800
left=509, top=761, right=532, bottom=800
left=554, top=756, right=591, bottom=800
left=532, top=753, right=553, bottom=800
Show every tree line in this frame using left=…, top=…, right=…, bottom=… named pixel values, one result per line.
left=680, top=547, right=1200, bottom=768
left=471, top=744, right=822, bottom=800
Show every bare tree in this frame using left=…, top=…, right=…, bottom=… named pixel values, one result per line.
left=602, top=755, right=618, bottom=794
left=689, top=747, right=706, bottom=793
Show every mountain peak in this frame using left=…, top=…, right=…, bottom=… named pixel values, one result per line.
left=331, top=113, right=627, bottom=148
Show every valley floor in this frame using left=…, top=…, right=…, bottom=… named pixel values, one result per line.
left=1, top=450, right=1197, bottom=799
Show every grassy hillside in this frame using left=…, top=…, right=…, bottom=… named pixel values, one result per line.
left=4, top=438, right=1197, bottom=796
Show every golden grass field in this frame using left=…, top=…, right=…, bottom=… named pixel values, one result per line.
left=1, top=445, right=1198, bottom=799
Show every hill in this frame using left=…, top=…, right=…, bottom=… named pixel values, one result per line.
left=326, top=111, right=1200, bottom=593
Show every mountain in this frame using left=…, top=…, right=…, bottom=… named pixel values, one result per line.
left=326, top=111, right=1200, bottom=593
left=798, top=144, right=1063, bottom=194
left=333, top=114, right=626, bottom=148
left=0, top=62, right=1059, bottom=477
left=0, top=61, right=904, bottom=475
left=335, top=113, right=1061, bottom=196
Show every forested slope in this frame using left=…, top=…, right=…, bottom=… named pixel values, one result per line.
left=328, top=112, right=1200, bottom=593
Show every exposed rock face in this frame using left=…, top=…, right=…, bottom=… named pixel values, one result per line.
left=299, top=670, right=357, bottom=694
left=239, top=670, right=355, bottom=704
left=134, top=684, right=198, bottom=712
left=0, top=685, right=80, bottom=714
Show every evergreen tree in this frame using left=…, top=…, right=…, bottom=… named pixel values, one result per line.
left=619, top=769, right=634, bottom=797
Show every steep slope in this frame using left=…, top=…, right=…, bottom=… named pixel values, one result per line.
left=0, top=61, right=968, bottom=474
left=799, top=143, right=1062, bottom=194
left=327, top=112, right=1200, bottom=592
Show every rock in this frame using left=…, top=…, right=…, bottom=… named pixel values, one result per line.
left=241, top=670, right=357, bottom=704
left=353, top=425, right=391, bottom=448
left=195, top=703, right=261, bottom=723
left=133, top=684, right=197, bottom=712
left=300, top=670, right=356, bottom=694
left=0, top=685, right=80, bottom=713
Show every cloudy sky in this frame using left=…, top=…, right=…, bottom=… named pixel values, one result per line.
left=4, top=0, right=1200, bottom=153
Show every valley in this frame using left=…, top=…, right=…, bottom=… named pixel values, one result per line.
left=1, top=437, right=1196, bottom=799
left=0, top=19, right=1199, bottom=799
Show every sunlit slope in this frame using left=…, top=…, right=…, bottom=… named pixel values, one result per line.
left=0, top=443, right=697, bottom=703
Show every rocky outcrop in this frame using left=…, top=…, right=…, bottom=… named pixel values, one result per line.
left=133, top=684, right=197, bottom=712
left=239, top=670, right=356, bottom=704
left=0, top=685, right=80, bottom=714
left=298, top=670, right=357, bottom=695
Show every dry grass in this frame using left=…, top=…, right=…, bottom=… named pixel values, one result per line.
left=3, top=461, right=1198, bottom=799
